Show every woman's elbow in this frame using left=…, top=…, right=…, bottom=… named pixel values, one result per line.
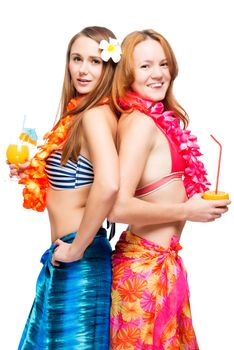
left=105, top=181, right=119, bottom=200
left=98, top=177, right=119, bottom=200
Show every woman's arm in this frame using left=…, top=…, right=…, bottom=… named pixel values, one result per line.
left=52, top=105, right=119, bottom=263
left=108, top=111, right=230, bottom=225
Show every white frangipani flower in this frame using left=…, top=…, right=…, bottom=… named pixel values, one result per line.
left=99, top=38, right=122, bottom=63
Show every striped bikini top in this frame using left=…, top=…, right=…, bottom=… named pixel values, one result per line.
left=135, top=119, right=186, bottom=197
left=45, top=150, right=94, bottom=190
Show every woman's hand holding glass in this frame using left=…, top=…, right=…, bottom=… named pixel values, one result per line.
left=7, top=160, right=30, bottom=180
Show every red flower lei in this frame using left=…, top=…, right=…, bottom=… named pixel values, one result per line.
left=119, top=91, right=210, bottom=197
left=19, top=96, right=109, bottom=212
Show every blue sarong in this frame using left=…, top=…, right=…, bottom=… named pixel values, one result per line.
left=18, top=228, right=112, bottom=349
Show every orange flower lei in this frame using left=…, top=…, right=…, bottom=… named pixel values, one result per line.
left=19, top=96, right=109, bottom=212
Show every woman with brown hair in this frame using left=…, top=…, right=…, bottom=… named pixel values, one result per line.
left=12, top=26, right=120, bottom=349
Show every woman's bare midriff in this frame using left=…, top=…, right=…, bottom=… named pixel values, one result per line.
left=46, top=185, right=91, bottom=242
left=129, top=180, right=187, bottom=248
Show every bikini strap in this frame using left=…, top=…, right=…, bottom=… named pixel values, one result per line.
left=106, top=220, right=116, bottom=241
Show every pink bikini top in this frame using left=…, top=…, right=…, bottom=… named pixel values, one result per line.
left=119, top=91, right=210, bottom=198
left=135, top=116, right=186, bottom=197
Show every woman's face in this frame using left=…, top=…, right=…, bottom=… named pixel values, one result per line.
left=69, top=36, right=103, bottom=95
left=131, top=38, right=171, bottom=102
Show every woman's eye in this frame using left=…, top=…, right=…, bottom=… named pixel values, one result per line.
left=73, top=56, right=81, bottom=62
left=140, top=64, right=149, bottom=69
left=92, top=59, right=101, bottom=64
left=161, top=62, right=168, bottom=67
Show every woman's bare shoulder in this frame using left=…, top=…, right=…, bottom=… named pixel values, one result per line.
left=118, top=110, right=155, bottom=133
left=83, top=104, right=117, bottom=125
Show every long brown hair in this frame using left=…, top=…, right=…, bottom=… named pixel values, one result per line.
left=112, top=29, right=189, bottom=128
left=58, top=26, right=118, bottom=164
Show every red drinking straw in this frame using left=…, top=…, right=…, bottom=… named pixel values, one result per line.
left=210, top=135, right=222, bottom=194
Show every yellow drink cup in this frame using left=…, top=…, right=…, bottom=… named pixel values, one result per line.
left=6, top=144, right=29, bottom=164
left=202, top=191, right=229, bottom=200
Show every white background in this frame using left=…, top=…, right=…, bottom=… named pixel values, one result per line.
left=0, top=0, right=233, bottom=349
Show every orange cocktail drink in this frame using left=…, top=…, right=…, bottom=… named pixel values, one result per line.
left=202, top=191, right=229, bottom=200
left=6, top=144, right=29, bottom=164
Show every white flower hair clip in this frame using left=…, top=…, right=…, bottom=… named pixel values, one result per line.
left=99, top=38, right=122, bottom=63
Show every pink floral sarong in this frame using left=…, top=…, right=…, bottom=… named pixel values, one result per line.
left=110, top=231, right=199, bottom=350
